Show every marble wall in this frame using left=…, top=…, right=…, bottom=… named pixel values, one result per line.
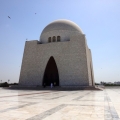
left=19, top=34, right=94, bottom=86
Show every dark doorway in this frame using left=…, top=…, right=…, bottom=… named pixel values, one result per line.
left=43, top=56, right=59, bottom=86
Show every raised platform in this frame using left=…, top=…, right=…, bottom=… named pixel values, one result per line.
left=9, top=85, right=103, bottom=91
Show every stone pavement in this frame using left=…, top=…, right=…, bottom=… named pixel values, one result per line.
left=0, top=87, right=120, bottom=120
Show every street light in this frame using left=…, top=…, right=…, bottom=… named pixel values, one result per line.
left=8, top=79, right=10, bottom=83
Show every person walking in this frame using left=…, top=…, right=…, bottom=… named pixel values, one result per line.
left=51, top=83, right=53, bottom=88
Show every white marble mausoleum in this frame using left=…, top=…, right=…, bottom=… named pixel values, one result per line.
left=19, top=19, right=95, bottom=87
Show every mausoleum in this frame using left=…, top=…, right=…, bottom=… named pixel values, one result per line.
left=19, top=19, right=95, bottom=87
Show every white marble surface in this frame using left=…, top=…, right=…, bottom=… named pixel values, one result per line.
left=0, top=87, right=120, bottom=120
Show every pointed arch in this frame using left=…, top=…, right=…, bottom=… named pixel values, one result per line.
left=43, top=56, right=59, bottom=86
left=52, top=36, right=56, bottom=42
left=48, top=37, right=51, bottom=42
left=57, top=36, right=61, bottom=42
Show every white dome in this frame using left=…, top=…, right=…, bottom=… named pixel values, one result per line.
left=40, top=19, right=83, bottom=43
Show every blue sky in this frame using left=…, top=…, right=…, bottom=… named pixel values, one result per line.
left=0, top=0, right=120, bottom=83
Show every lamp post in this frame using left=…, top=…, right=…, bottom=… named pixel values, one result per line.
left=8, top=79, right=10, bottom=84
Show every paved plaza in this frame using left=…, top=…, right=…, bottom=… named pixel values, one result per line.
left=0, top=87, right=120, bottom=120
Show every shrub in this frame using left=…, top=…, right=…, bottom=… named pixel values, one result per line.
left=0, top=82, right=9, bottom=87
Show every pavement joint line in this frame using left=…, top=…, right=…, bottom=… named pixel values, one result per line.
left=26, top=104, right=67, bottom=120
left=0, top=91, right=52, bottom=98
left=73, top=91, right=92, bottom=101
left=104, top=89, right=120, bottom=120
left=0, top=102, right=37, bottom=113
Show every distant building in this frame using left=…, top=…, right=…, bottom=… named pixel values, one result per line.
left=19, top=19, right=95, bottom=87
left=114, top=82, right=120, bottom=85
left=107, top=82, right=113, bottom=84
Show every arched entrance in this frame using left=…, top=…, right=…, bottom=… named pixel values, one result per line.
left=43, top=56, right=59, bottom=86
